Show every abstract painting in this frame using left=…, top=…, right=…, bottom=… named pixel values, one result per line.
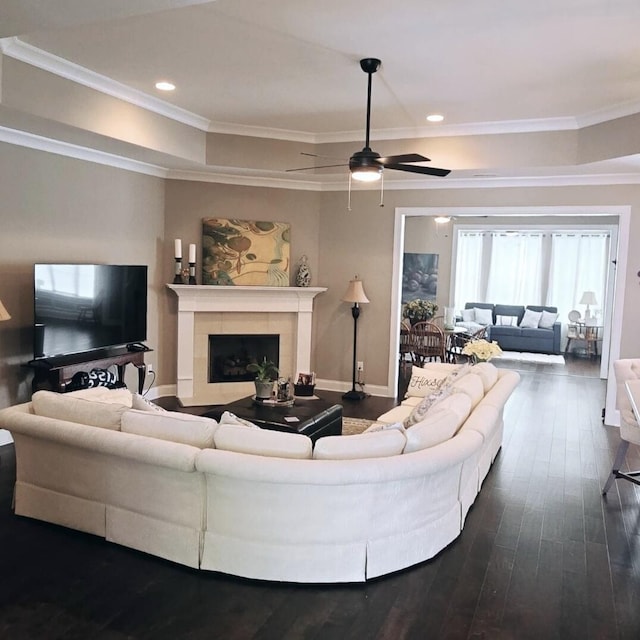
left=202, top=218, right=291, bottom=286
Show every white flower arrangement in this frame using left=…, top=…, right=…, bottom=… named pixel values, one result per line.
left=461, top=338, right=502, bottom=362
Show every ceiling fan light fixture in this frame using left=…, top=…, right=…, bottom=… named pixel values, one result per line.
left=351, top=166, right=382, bottom=182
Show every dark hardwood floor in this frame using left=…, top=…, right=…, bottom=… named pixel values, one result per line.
left=2, top=353, right=639, bottom=639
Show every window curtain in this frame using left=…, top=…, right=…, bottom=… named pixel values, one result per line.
left=453, top=229, right=610, bottom=319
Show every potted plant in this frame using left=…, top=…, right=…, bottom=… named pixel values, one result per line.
left=402, top=299, right=439, bottom=325
left=246, top=357, right=279, bottom=399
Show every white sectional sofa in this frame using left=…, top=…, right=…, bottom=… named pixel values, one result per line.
left=0, top=362, right=519, bottom=583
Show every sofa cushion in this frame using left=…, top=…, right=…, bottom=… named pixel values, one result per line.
left=405, top=365, right=452, bottom=398
left=32, top=390, right=129, bottom=430
left=451, top=373, right=485, bottom=408
left=313, top=429, right=406, bottom=460
left=495, top=315, right=518, bottom=326
left=214, top=424, right=312, bottom=459
left=472, top=362, right=499, bottom=392
left=461, top=308, right=475, bottom=322
left=519, top=308, right=542, bottom=328
left=68, top=387, right=133, bottom=407
left=404, top=394, right=472, bottom=453
left=121, top=409, right=218, bottom=448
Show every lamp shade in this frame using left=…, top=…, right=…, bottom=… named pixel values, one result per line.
left=579, top=291, right=598, bottom=306
left=0, top=299, right=10, bottom=322
left=342, top=277, right=370, bottom=304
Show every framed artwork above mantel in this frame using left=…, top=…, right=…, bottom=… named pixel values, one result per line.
left=202, top=218, right=291, bottom=286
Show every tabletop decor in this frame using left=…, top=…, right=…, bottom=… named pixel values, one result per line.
left=402, top=299, right=439, bottom=325
left=462, top=338, right=502, bottom=363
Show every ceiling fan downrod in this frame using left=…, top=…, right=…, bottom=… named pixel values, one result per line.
left=360, top=58, right=381, bottom=151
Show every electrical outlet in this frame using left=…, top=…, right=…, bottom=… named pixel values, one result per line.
left=146, top=363, right=154, bottom=374
left=357, top=361, right=364, bottom=372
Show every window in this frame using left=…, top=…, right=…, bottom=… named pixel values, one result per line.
left=453, top=229, right=610, bottom=325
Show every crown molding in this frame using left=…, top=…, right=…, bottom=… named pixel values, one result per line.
left=6, top=38, right=640, bottom=145
left=166, top=168, right=322, bottom=190
left=0, top=125, right=168, bottom=177
left=0, top=37, right=211, bottom=131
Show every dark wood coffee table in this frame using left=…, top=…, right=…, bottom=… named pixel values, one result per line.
left=204, top=395, right=343, bottom=443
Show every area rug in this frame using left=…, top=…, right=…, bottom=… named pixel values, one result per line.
left=342, top=417, right=376, bottom=436
left=493, top=351, right=565, bottom=365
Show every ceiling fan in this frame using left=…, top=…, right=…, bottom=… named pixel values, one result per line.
left=287, top=58, right=451, bottom=182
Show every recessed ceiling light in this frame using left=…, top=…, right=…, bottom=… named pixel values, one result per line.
left=426, top=114, right=444, bottom=123
left=155, top=81, right=175, bottom=92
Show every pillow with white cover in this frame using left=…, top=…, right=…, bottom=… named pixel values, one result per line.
left=131, top=393, right=166, bottom=412
left=461, top=308, right=475, bottom=322
left=405, top=365, right=452, bottom=399
left=519, top=308, right=542, bottom=328
left=538, top=310, right=559, bottom=329
left=404, top=394, right=473, bottom=453
left=121, top=409, right=218, bottom=448
left=473, top=307, right=494, bottom=326
left=495, top=315, right=518, bottom=326
left=32, top=390, right=129, bottom=430
left=313, top=429, right=406, bottom=460
left=214, top=424, right=312, bottom=459
left=218, top=410, right=260, bottom=429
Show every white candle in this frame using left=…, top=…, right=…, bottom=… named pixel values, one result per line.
left=174, top=239, right=182, bottom=259
left=189, top=243, right=196, bottom=263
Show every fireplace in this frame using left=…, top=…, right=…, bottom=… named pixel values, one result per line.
left=209, top=334, right=279, bottom=383
left=168, top=285, right=326, bottom=406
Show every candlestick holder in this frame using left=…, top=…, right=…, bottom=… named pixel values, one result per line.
left=173, top=258, right=183, bottom=284
left=188, top=262, right=197, bottom=285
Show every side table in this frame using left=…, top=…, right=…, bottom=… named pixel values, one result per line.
left=565, top=323, right=602, bottom=357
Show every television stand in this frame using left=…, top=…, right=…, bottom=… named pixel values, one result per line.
left=26, top=346, right=153, bottom=394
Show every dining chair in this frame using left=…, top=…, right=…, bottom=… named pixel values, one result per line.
left=603, top=359, right=640, bottom=495
left=410, top=321, right=446, bottom=366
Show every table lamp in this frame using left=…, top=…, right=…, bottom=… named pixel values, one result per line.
left=579, top=291, right=597, bottom=321
left=342, top=276, right=369, bottom=401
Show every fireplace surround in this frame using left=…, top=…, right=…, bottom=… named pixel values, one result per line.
left=168, top=285, right=326, bottom=406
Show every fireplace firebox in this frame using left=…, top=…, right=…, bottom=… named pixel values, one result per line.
left=208, top=334, right=279, bottom=383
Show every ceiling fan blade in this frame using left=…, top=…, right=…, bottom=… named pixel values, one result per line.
left=384, top=163, right=451, bottom=177
left=300, top=152, right=344, bottom=161
left=377, top=153, right=430, bottom=165
left=285, top=163, right=347, bottom=172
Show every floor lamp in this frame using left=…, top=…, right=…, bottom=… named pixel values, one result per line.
left=342, top=276, right=369, bottom=401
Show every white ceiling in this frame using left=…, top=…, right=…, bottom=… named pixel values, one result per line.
left=4, top=0, right=640, bottom=140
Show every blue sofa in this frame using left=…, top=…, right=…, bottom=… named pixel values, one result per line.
left=463, top=302, right=561, bottom=355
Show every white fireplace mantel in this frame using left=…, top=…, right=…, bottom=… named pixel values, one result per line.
left=167, top=285, right=327, bottom=405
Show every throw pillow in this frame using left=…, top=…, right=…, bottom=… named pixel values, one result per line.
left=538, top=310, right=559, bottom=329
left=121, top=409, right=218, bottom=448
left=519, top=308, right=542, bottom=329
left=495, top=315, right=518, bottom=326
left=131, top=393, right=167, bottom=412
left=461, top=308, right=475, bottom=322
left=473, top=307, right=494, bottom=325
left=219, top=411, right=260, bottom=429
left=404, top=365, right=451, bottom=398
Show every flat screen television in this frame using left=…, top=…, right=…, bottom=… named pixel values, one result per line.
left=33, top=264, right=148, bottom=360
